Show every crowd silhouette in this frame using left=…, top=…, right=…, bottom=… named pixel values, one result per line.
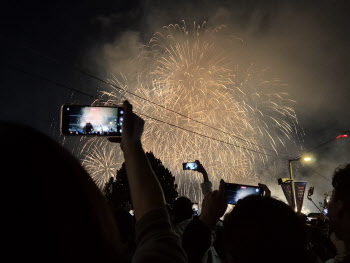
left=1, top=100, right=349, bottom=263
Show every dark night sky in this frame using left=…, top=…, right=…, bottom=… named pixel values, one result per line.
left=1, top=0, right=349, bottom=210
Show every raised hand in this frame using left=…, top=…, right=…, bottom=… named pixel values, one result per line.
left=195, top=160, right=209, bottom=182
left=258, top=183, right=271, bottom=198
left=199, top=179, right=227, bottom=228
left=108, top=100, right=145, bottom=150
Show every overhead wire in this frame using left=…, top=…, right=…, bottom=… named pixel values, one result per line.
left=3, top=35, right=344, bottom=183
left=2, top=27, right=343, bottom=184
left=301, top=129, right=349, bottom=156
left=0, top=34, right=292, bottom=158
left=1, top=62, right=288, bottom=159
left=294, top=129, right=349, bottom=183
left=3, top=27, right=346, bottom=184
left=3, top=58, right=339, bottom=183
left=303, top=167, right=332, bottom=183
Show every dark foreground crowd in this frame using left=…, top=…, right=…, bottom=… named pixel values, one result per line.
left=1, top=101, right=349, bottom=263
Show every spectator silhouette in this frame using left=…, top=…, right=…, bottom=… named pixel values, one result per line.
left=1, top=122, right=125, bottom=263
left=182, top=179, right=227, bottom=263
left=173, top=196, right=194, bottom=226
left=2, top=112, right=187, bottom=263
left=177, top=161, right=223, bottom=263
left=223, top=195, right=308, bottom=263
left=83, top=122, right=93, bottom=133
left=328, top=164, right=350, bottom=263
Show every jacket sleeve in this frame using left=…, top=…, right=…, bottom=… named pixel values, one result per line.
left=132, top=207, right=187, bottom=263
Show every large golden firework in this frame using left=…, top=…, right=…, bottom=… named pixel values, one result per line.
left=84, top=22, right=302, bottom=203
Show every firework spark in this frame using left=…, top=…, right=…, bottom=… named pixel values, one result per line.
left=81, top=137, right=123, bottom=189
left=85, top=21, right=303, bottom=203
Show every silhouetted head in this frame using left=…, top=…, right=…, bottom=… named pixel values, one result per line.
left=1, top=122, right=125, bottom=262
left=328, top=164, right=350, bottom=252
left=223, top=195, right=307, bottom=263
left=173, top=196, right=193, bottom=226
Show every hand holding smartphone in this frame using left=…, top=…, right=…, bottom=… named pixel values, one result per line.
left=61, top=105, right=124, bottom=136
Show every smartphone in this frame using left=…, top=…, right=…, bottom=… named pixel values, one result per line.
left=61, top=105, right=124, bottom=136
left=183, top=162, right=198, bottom=170
left=225, top=183, right=262, bottom=204
left=192, top=203, right=199, bottom=216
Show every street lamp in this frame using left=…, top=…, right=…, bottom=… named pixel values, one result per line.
left=279, top=156, right=312, bottom=211
left=289, top=156, right=312, bottom=211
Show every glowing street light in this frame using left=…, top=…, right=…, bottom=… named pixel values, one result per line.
left=303, top=157, right=312, bottom=162
left=278, top=155, right=313, bottom=211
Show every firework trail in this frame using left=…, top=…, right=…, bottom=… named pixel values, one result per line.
left=84, top=21, right=303, bottom=203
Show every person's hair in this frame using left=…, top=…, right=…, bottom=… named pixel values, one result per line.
left=172, top=196, right=193, bottom=225
left=332, top=163, right=350, bottom=210
left=1, top=122, right=125, bottom=262
left=223, top=195, right=308, bottom=263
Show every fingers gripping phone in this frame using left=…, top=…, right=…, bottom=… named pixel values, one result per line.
left=183, top=162, right=198, bottom=170
left=61, top=105, right=124, bottom=136
left=225, top=183, right=263, bottom=204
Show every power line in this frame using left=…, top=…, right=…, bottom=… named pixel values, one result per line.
left=295, top=129, right=349, bottom=182
left=2, top=62, right=287, bottom=159
left=2, top=34, right=340, bottom=184
left=302, top=129, right=350, bottom=156
left=137, top=112, right=281, bottom=157
left=3, top=63, right=99, bottom=100
left=304, top=166, right=332, bottom=183
left=0, top=34, right=291, bottom=158
left=4, top=62, right=335, bottom=184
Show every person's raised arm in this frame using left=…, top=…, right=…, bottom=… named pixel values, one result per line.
left=109, top=101, right=165, bottom=221
left=199, top=179, right=227, bottom=229
left=196, top=160, right=212, bottom=195
left=196, top=160, right=209, bottom=183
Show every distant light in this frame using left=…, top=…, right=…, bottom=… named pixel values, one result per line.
left=304, top=157, right=312, bottom=162
left=91, top=108, right=97, bottom=111
left=241, top=186, right=246, bottom=189
left=336, top=134, right=348, bottom=140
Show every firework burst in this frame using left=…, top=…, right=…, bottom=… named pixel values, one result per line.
left=81, top=137, right=123, bottom=189
left=85, top=21, right=302, bottom=203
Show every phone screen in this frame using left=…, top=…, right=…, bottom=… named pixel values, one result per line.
left=61, top=105, right=124, bottom=136
left=183, top=162, right=198, bottom=170
left=192, top=203, right=199, bottom=216
left=225, top=183, right=262, bottom=204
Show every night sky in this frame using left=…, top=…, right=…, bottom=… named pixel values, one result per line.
left=1, top=0, right=349, bottom=212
